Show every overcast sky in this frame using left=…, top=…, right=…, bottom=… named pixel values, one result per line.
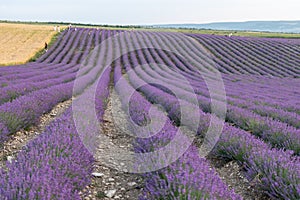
left=0, top=0, right=299, bottom=25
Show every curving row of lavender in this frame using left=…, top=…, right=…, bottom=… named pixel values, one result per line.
left=0, top=28, right=122, bottom=144
left=114, top=65, right=241, bottom=199
left=0, top=27, right=299, bottom=199
left=139, top=54, right=300, bottom=128
left=1, top=28, right=232, bottom=199
left=133, top=54, right=300, bottom=155
left=0, top=68, right=111, bottom=199
left=126, top=31, right=300, bottom=155
left=186, top=33, right=300, bottom=77
left=158, top=32, right=300, bottom=113
left=117, top=30, right=299, bottom=199
left=0, top=28, right=114, bottom=199
left=112, top=32, right=242, bottom=199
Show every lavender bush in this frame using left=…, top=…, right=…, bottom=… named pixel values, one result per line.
left=114, top=65, right=241, bottom=200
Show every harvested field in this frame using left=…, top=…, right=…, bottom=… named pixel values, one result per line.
left=0, top=23, right=59, bottom=65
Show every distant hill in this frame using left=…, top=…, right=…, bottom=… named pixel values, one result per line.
left=153, top=21, right=300, bottom=33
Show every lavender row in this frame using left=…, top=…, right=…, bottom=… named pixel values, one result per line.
left=117, top=30, right=300, bottom=198
left=140, top=33, right=299, bottom=112
left=172, top=70, right=300, bottom=118
left=200, top=34, right=300, bottom=74
left=234, top=36, right=300, bottom=62
left=0, top=53, right=100, bottom=143
left=0, top=29, right=114, bottom=143
left=0, top=67, right=112, bottom=199
left=142, top=60, right=300, bottom=129
left=0, top=109, right=93, bottom=199
left=0, top=66, right=78, bottom=105
left=141, top=31, right=299, bottom=116
left=36, top=28, right=70, bottom=63
left=130, top=44, right=300, bottom=155
left=0, top=29, right=112, bottom=103
left=124, top=63, right=300, bottom=199
left=114, top=65, right=241, bottom=200
left=222, top=75, right=299, bottom=104
left=150, top=31, right=300, bottom=126
left=0, top=82, right=73, bottom=136
left=188, top=34, right=300, bottom=77
left=0, top=29, right=104, bottom=105
left=146, top=30, right=298, bottom=127
left=192, top=35, right=270, bottom=75
left=44, top=28, right=85, bottom=64
left=227, top=96, right=300, bottom=128
left=145, top=64, right=300, bottom=155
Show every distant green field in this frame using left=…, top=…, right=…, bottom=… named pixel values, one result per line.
left=77, top=25, right=300, bottom=38
left=153, top=28, right=300, bottom=38
left=2, top=20, right=300, bottom=39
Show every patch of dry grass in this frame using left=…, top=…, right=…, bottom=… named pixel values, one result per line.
left=0, top=23, right=58, bottom=66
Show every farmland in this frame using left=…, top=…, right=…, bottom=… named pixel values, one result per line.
left=0, top=26, right=299, bottom=200
left=0, top=23, right=59, bottom=66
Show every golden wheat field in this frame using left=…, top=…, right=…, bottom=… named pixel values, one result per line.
left=0, top=23, right=58, bottom=66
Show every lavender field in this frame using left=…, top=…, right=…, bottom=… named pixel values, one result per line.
left=0, top=27, right=299, bottom=200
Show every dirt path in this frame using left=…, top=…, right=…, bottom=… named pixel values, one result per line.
left=207, top=157, right=270, bottom=200
left=84, top=86, right=269, bottom=200
left=81, top=89, right=143, bottom=200
left=0, top=99, right=72, bottom=169
left=0, top=86, right=269, bottom=199
left=190, top=120, right=270, bottom=200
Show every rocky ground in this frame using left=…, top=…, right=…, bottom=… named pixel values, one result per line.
left=0, top=89, right=270, bottom=200
left=80, top=89, right=144, bottom=200
left=0, top=99, right=73, bottom=169
left=208, top=157, right=270, bottom=200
